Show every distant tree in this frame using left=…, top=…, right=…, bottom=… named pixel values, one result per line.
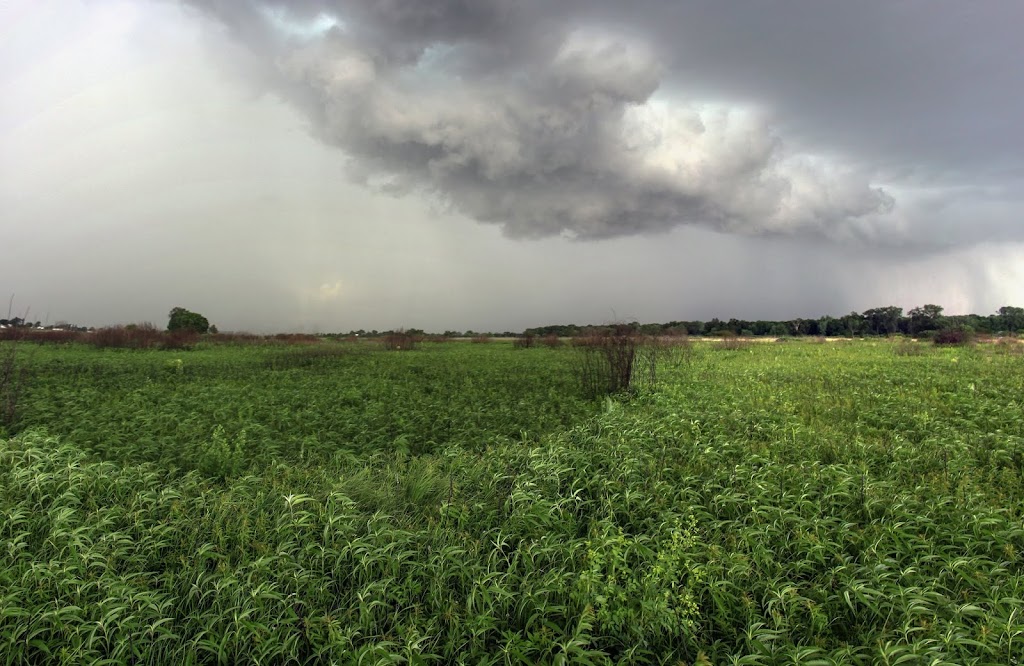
left=835, top=312, right=865, bottom=337
left=998, top=306, right=1024, bottom=333
left=863, top=306, right=903, bottom=335
left=167, top=307, right=210, bottom=334
left=908, top=304, right=944, bottom=335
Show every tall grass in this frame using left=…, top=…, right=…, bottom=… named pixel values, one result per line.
left=1, top=341, right=1022, bottom=663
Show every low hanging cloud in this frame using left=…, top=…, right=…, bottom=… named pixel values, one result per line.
left=181, top=0, right=896, bottom=241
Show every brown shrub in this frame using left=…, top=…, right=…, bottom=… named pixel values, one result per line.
left=574, top=326, right=662, bottom=398
left=382, top=330, right=417, bottom=351
left=8, top=329, right=81, bottom=344
left=127, top=322, right=163, bottom=349
left=933, top=328, right=975, bottom=346
left=513, top=334, right=535, bottom=349
left=713, top=332, right=751, bottom=351
left=209, top=332, right=263, bottom=345
left=0, top=328, right=23, bottom=343
left=541, top=334, right=563, bottom=348
left=272, top=333, right=320, bottom=345
left=660, top=333, right=691, bottom=349
left=162, top=330, right=199, bottom=350
left=471, top=335, right=492, bottom=344
left=88, top=326, right=132, bottom=348
left=86, top=323, right=167, bottom=349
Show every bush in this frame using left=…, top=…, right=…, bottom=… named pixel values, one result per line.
left=208, top=332, right=263, bottom=345
left=3, top=329, right=81, bottom=344
left=161, top=330, right=199, bottom=350
left=513, top=334, right=535, bottom=349
left=126, top=322, right=163, bottom=349
left=575, top=326, right=660, bottom=398
left=713, top=332, right=751, bottom=351
left=87, top=326, right=131, bottom=349
left=86, top=324, right=172, bottom=349
left=471, top=335, right=491, bottom=344
left=541, top=334, right=563, bottom=348
left=933, top=328, right=975, bottom=346
left=382, top=330, right=417, bottom=351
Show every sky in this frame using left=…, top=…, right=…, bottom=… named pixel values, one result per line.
left=2, top=0, right=1023, bottom=333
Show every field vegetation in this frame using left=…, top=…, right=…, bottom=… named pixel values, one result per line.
left=1, top=338, right=1023, bottom=664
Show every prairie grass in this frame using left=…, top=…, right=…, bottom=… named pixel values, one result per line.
left=1, top=340, right=1022, bottom=663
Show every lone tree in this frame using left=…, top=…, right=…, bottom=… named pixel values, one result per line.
left=167, top=307, right=210, bottom=334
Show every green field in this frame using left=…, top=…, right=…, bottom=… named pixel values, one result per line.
left=2, top=339, right=1023, bottom=664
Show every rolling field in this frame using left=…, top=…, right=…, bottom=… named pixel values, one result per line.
left=1, top=339, right=1023, bottom=664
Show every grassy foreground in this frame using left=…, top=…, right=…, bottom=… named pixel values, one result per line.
left=1, top=340, right=1023, bottom=664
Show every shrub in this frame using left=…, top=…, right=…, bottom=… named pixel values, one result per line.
left=575, top=326, right=660, bottom=398
left=471, top=335, right=491, bottom=344
left=271, top=333, right=320, bottom=345
left=713, top=332, right=751, bottom=351
left=161, top=330, right=199, bottom=350
left=87, top=326, right=132, bottom=349
left=86, top=324, right=170, bottom=349
left=6, top=329, right=81, bottom=344
left=382, top=330, right=417, bottom=351
left=541, top=334, right=563, bottom=348
left=126, top=322, right=163, bottom=349
left=933, top=328, right=975, bottom=346
left=209, top=332, right=262, bottom=345
left=513, top=334, right=535, bottom=349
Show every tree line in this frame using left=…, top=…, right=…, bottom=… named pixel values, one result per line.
left=6, top=304, right=1023, bottom=339
left=524, top=305, right=1024, bottom=338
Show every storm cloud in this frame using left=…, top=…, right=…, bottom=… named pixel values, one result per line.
left=3, top=0, right=1023, bottom=331
left=177, top=0, right=922, bottom=241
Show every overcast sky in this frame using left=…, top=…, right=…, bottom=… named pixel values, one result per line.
left=2, top=0, right=1023, bottom=332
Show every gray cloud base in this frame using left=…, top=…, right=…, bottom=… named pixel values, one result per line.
left=183, top=0, right=906, bottom=241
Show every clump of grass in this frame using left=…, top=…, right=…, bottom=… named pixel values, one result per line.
left=894, top=338, right=926, bottom=356
left=0, top=339, right=29, bottom=433
left=993, top=337, right=1023, bottom=355
left=713, top=332, right=751, bottom=351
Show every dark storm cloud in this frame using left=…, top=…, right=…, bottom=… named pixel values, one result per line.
left=181, top=0, right=1008, bottom=241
